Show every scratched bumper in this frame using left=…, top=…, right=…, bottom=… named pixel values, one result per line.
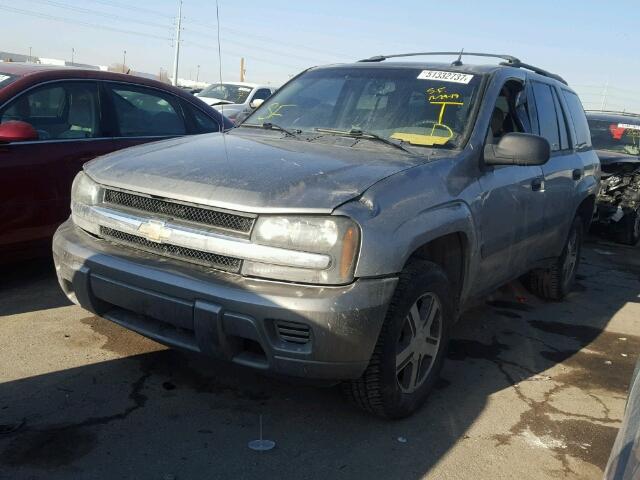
left=53, top=220, right=397, bottom=380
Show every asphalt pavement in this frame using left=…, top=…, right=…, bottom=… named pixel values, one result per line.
left=0, top=237, right=638, bottom=480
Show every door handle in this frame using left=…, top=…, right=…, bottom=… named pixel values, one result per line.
left=572, top=168, right=583, bottom=181
left=531, top=177, right=543, bottom=191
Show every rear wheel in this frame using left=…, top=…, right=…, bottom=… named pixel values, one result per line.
left=524, top=216, right=583, bottom=301
left=344, top=261, right=453, bottom=419
left=615, top=208, right=640, bottom=246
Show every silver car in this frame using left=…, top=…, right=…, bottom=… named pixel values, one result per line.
left=53, top=52, right=599, bottom=418
left=196, top=82, right=275, bottom=123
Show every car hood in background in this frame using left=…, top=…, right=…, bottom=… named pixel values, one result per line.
left=84, top=131, right=425, bottom=213
left=597, top=149, right=640, bottom=166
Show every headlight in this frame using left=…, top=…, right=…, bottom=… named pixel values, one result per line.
left=70, top=172, right=102, bottom=234
left=243, top=216, right=360, bottom=285
left=71, top=171, right=101, bottom=206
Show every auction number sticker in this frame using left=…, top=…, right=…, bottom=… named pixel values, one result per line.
left=417, top=70, right=474, bottom=84
left=618, top=123, right=640, bottom=131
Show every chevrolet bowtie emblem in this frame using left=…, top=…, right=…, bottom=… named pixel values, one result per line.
left=137, top=220, right=171, bottom=243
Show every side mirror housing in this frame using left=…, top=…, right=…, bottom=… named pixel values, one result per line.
left=484, top=132, right=550, bottom=166
left=0, top=121, right=39, bottom=143
left=249, top=98, right=265, bottom=109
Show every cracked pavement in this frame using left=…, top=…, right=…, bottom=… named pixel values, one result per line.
left=0, top=237, right=638, bottom=479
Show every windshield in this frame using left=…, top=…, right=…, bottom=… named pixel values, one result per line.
left=242, top=67, right=483, bottom=148
left=588, top=117, right=640, bottom=155
left=198, top=83, right=253, bottom=104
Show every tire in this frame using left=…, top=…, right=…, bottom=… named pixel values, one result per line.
left=524, top=216, right=584, bottom=301
left=615, top=208, right=640, bottom=246
left=343, top=260, right=454, bottom=419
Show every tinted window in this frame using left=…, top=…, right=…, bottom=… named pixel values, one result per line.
left=183, top=102, right=221, bottom=133
left=562, top=90, right=592, bottom=149
left=109, top=85, right=186, bottom=137
left=0, top=81, right=100, bottom=141
left=252, top=88, right=272, bottom=101
left=551, top=89, right=570, bottom=150
left=532, top=82, right=560, bottom=151
left=587, top=117, right=640, bottom=155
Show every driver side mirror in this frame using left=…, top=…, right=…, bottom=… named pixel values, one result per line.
left=249, top=98, right=265, bottom=109
left=484, top=132, right=550, bottom=166
left=0, top=121, right=39, bottom=143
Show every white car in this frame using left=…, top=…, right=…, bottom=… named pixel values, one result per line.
left=197, top=82, right=275, bottom=123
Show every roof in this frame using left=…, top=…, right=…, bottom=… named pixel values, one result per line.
left=0, top=62, right=89, bottom=76
left=312, top=61, right=503, bottom=76
left=215, top=81, right=267, bottom=89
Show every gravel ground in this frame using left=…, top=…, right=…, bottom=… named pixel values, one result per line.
left=0, top=237, right=638, bottom=480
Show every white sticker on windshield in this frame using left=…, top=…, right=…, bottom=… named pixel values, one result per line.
left=618, top=123, right=640, bottom=131
left=417, top=70, right=474, bottom=84
left=238, top=87, right=252, bottom=92
left=0, top=75, right=10, bottom=83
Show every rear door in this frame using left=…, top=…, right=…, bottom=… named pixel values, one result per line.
left=101, top=81, right=189, bottom=151
left=529, top=81, right=583, bottom=258
left=0, top=80, right=115, bottom=258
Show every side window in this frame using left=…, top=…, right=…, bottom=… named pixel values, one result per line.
left=183, top=101, right=221, bottom=133
left=0, top=81, right=101, bottom=141
left=531, top=82, right=560, bottom=151
left=108, top=85, right=186, bottom=137
left=561, top=90, right=592, bottom=150
left=551, top=89, right=570, bottom=150
left=252, top=88, right=272, bottom=102
left=488, top=80, right=528, bottom=143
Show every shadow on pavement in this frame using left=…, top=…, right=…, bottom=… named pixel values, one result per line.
left=0, top=239, right=639, bottom=479
left=0, top=258, right=71, bottom=316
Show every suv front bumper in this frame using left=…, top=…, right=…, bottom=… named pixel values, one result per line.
left=53, top=221, right=397, bottom=380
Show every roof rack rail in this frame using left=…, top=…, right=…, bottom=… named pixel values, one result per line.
left=358, top=51, right=568, bottom=85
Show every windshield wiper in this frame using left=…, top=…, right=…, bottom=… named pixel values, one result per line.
left=313, top=128, right=415, bottom=155
left=261, top=122, right=302, bottom=138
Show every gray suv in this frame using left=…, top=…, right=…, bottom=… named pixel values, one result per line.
left=53, top=52, right=599, bottom=418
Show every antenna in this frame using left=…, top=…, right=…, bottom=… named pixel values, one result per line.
left=451, top=48, right=464, bottom=66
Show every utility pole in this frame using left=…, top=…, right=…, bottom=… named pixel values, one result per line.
left=123, top=50, right=127, bottom=73
left=600, top=78, right=609, bottom=111
left=28, top=47, right=32, bottom=63
left=172, top=0, right=183, bottom=86
left=71, top=47, right=75, bottom=65
left=196, top=64, right=200, bottom=82
left=240, top=57, right=245, bottom=82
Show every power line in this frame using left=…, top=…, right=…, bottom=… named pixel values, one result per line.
left=25, top=0, right=172, bottom=30
left=84, top=0, right=174, bottom=19
left=0, top=4, right=172, bottom=42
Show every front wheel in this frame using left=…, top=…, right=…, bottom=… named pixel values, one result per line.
left=344, top=260, right=453, bottom=419
left=524, top=215, right=584, bottom=301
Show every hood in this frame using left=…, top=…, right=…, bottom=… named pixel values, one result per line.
left=198, top=96, right=237, bottom=107
left=84, top=131, right=426, bottom=213
left=596, top=149, right=640, bottom=166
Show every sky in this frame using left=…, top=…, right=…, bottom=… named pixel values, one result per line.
left=1, top=0, right=639, bottom=112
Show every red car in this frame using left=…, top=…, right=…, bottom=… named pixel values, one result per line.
left=0, top=63, right=233, bottom=263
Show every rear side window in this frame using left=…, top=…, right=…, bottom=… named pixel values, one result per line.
left=551, top=89, right=570, bottom=150
left=183, top=101, right=221, bottom=133
left=562, top=90, right=592, bottom=150
left=531, top=82, right=560, bottom=151
left=0, top=81, right=101, bottom=141
left=108, top=85, right=186, bottom=137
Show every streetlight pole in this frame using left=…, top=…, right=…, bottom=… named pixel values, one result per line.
left=171, top=0, right=183, bottom=86
left=196, top=64, right=200, bottom=82
left=28, top=46, right=32, bottom=63
left=123, top=50, right=127, bottom=73
left=71, top=47, right=75, bottom=65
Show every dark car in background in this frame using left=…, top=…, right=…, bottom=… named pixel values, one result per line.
left=0, top=63, right=233, bottom=264
left=587, top=111, right=640, bottom=245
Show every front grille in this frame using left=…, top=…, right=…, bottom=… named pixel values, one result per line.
left=104, top=189, right=255, bottom=234
left=100, top=227, right=242, bottom=273
left=274, top=320, right=311, bottom=344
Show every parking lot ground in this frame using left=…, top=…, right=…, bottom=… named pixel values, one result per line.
left=0, top=237, right=639, bottom=480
